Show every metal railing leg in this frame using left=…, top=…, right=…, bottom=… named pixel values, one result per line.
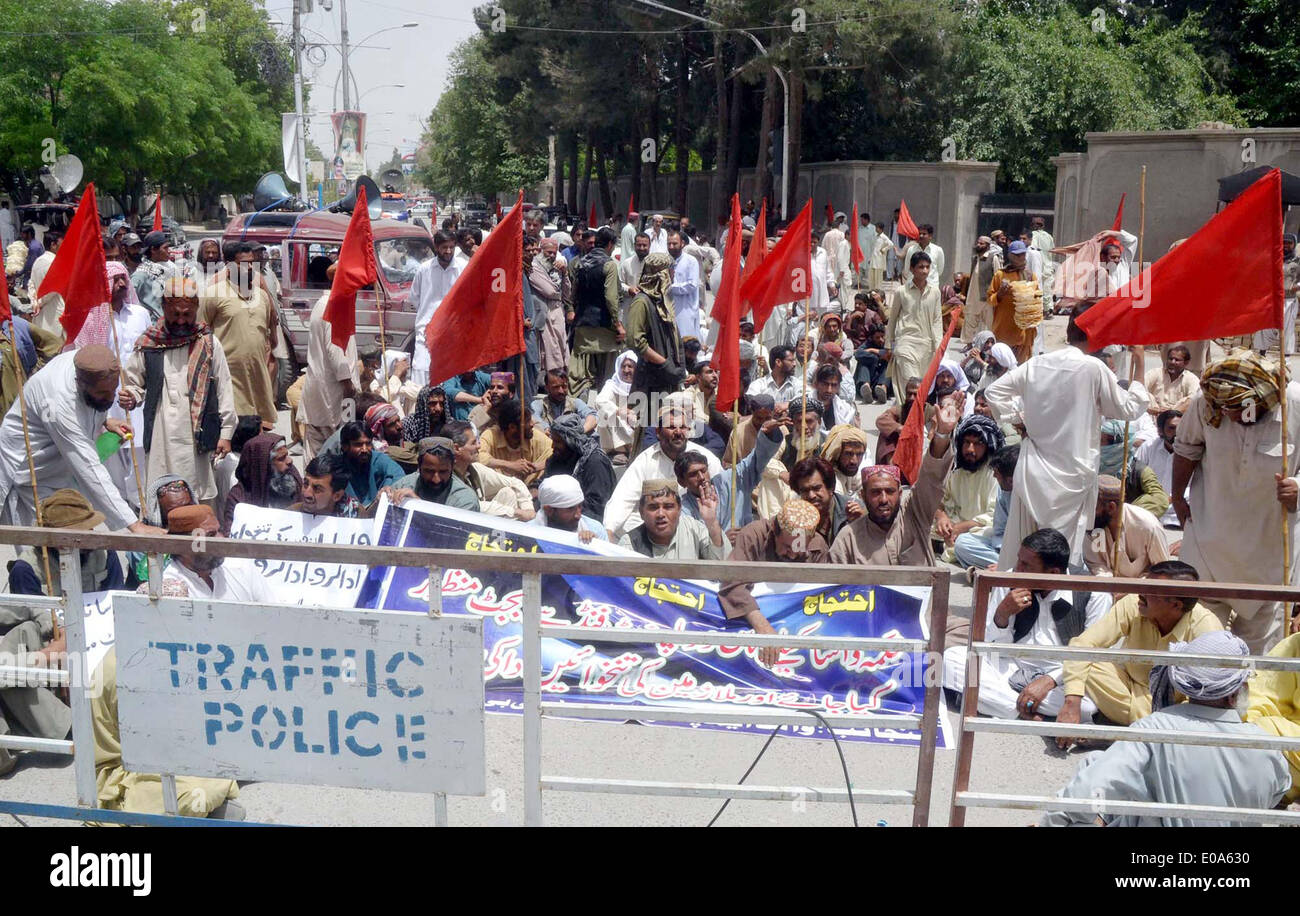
left=433, top=792, right=448, bottom=826
left=161, top=774, right=179, bottom=816
left=948, top=575, right=991, bottom=827
left=59, top=551, right=97, bottom=810
left=911, top=568, right=949, bottom=827
left=522, top=572, right=543, bottom=826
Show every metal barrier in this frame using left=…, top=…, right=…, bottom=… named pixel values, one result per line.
left=0, top=526, right=949, bottom=827
left=949, top=571, right=1300, bottom=826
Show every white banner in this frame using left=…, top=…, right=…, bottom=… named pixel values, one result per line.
left=281, top=112, right=302, bottom=184
left=229, top=504, right=370, bottom=608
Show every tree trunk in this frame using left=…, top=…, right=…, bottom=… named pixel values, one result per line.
left=722, top=75, right=743, bottom=213
left=553, top=136, right=564, bottom=208
left=596, top=144, right=613, bottom=219
left=756, top=68, right=776, bottom=212
left=628, top=136, right=642, bottom=216
left=674, top=36, right=690, bottom=219
left=648, top=103, right=661, bottom=210
left=565, top=133, right=579, bottom=215
left=713, top=36, right=730, bottom=215
left=579, top=139, right=594, bottom=223
left=784, top=68, right=804, bottom=221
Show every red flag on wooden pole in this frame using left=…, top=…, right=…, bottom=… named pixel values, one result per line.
left=739, top=199, right=768, bottom=307
left=39, top=184, right=108, bottom=342
left=710, top=194, right=745, bottom=411
left=425, top=190, right=525, bottom=380
left=1077, top=169, right=1283, bottom=349
left=324, top=185, right=378, bottom=350
left=892, top=306, right=963, bottom=483
left=849, top=202, right=865, bottom=273
left=152, top=188, right=164, bottom=233
left=897, top=199, right=919, bottom=240
left=1111, top=193, right=1126, bottom=232
left=740, top=199, right=812, bottom=332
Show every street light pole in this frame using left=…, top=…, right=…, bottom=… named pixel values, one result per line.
left=340, top=0, right=351, bottom=111
left=292, top=0, right=309, bottom=197
left=632, top=0, right=791, bottom=219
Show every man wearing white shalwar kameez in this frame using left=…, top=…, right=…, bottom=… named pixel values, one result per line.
left=0, top=348, right=155, bottom=533
left=885, top=256, right=942, bottom=406
left=1172, top=353, right=1300, bottom=652
left=409, top=232, right=462, bottom=386
left=985, top=313, right=1148, bottom=569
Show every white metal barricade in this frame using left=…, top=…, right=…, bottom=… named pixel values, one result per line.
left=949, top=570, right=1300, bottom=826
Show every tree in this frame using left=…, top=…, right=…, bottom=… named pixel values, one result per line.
left=947, top=0, right=1240, bottom=191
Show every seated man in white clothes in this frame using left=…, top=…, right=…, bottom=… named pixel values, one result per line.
left=943, top=528, right=1109, bottom=720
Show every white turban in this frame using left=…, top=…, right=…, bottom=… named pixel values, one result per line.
left=1149, top=630, right=1252, bottom=711
left=538, top=475, right=584, bottom=509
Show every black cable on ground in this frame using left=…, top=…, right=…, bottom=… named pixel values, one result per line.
left=705, top=709, right=859, bottom=827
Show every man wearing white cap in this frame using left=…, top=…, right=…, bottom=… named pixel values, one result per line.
left=532, top=474, right=607, bottom=543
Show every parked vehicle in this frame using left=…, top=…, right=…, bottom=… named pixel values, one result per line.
left=221, top=209, right=434, bottom=371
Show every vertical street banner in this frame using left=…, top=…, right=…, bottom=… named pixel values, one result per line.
left=358, top=500, right=950, bottom=747
left=331, top=110, right=367, bottom=181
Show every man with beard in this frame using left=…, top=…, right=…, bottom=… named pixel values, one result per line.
left=220, top=432, right=301, bottom=533
left=1135, top=409, right=1184, bottom=528
left=200, top=242, right=277, bottom=425
left=625, top=252, right=685, bottom=401
left=1083, top=474, right=1170, bottom=578
left=531, top=367, right=597, bottom=434
left=190, top=238, right=223, bottom=293
left=0, top=347, right=161, bottom=533
left=338, top=420, right=404, bottom=512
left=953, top=444, right=1019, bottom=573
left=987, top=240, right=1040, bottom=364
left=119, top=277, right=237, bottom=507
left=619, top=232, right=650, bottom=300
left=532, top=236, right=570, bottom=375
left=387, top=437, right=480, bottom=511
left=788, top=454, right=861, bottom=546
left=568, top=226, right=623, bottom=399
left=477, top=398, right=553, bottom=488
left=780, top=399, right=826, bottom=471
left=965, top=235, right=1001, bottom=342
left=675, top=413, right=783, bottom=535
left=604, top=404, right=723, bottom=539
left=933, top=414, right=1003, bottom=563
left=820, top=424, right=869, bottom=499
left=723, top=394, right=781, bottom=469
left=364, top=402, right=417, bottom=472
left=746, top=344, right=801, bottom=410
left=721, top=498, right=828, bottom=667
left=159, top=503, right=275, bottom=600
left=941, top=528, right=1110, bottom=720
left=441, top=420, right=531, bottom=519
left=530, top=474, right=607, bottom=543
left=618, top=479, right=727, bottom=560
left=403, top=385, right=449, bottom=442
left=829, top=393, right=960, bottom=565
left=543, top=411, right=614, bottom=519
left=293, top=454, right=360, bottom=518
left=469, top=371, right=516, bottom=433
left=1172, top=350, right=1300, bottom=652
left=409, top=230, right=463, bottom=386
left=667, top=230, right=702, bottom=341
left=131, top=230, right=179, bottom=319
left=119, top=232, right=144, bottom=273
left=1143, top=344, right=1200, bottom=417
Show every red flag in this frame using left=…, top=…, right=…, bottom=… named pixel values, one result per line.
left=892, top=306, right=963, bottom=483
left=325, top=186, right=378, bottom=350
left=588, top=199, right=597, bottom=227
left=40, top=184, right=108, bottom=342
left=825, top=201, right=835, bottom=226
left=1111, top=193, right=1126, bottom=232
left=426, top=190, right=525, bottom=379
left=710, top=194, right=745, bottom=411
left=897, top=199, right=919, bottom=240
left=739, top=200, right=768, bottom=302
left=152, top=188, right=164, bottom=233
left=849, top=202, right=865, bottom=272
left=740, top=199, right=812, bottom=331
left=1077, top=169, right=1283, bottom=349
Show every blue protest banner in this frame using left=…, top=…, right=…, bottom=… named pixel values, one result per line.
left=358, top=500, right=949, bottom=747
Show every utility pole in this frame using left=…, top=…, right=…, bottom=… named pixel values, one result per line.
left=339, top=0, right=351, bottom=111
left=292, top=0, right=309, bottom=199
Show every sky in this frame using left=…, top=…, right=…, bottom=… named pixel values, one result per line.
left=261, top=0, right=481, bottom=171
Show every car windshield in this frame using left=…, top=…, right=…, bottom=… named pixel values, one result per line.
left=375, top=236, right=433, bottom=285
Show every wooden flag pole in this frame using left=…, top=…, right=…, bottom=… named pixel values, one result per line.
left=1282, top=359, right=1293, bottom=632
left=107, top=303, right=149, bottom=517
left=375, top=279, right=390, bottom=397
left=799, top=300, right=812, bottom=461
left=1112, top=166, right=1148, bottom=573
left=6, top=322, right=56, bottom=625
left=729, top=403, right=740, bottom=530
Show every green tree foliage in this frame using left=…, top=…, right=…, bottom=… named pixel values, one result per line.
left=948, top=0, right=1240, bottom=190
left=417, top=36, right=547, bottom=197
left=0, top=0, right=287, bottom=212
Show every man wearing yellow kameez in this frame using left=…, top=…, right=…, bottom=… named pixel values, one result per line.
left=199, top=244, right=278, bottom=425
left=1056, top=561, right=1223, bottom=742
left=1247, top=630, right=1300, bottom=803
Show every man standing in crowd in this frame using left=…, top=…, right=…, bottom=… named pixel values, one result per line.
left=200, top=242, right=277, bottom=425
left=409, top=230, right=462, bottom=387
left=886, top=252, right=942, bottom=405
left=568, top=227, right=622, bottom=399
left=300, top=263, right=358, bottom=461
left=667, top=230, right=702, bottom=342
left=965, top=235, right=1000, bottom=343
left=118, top=276, right=237, bottom=508
left=900, top=224, right=944, bottom=289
